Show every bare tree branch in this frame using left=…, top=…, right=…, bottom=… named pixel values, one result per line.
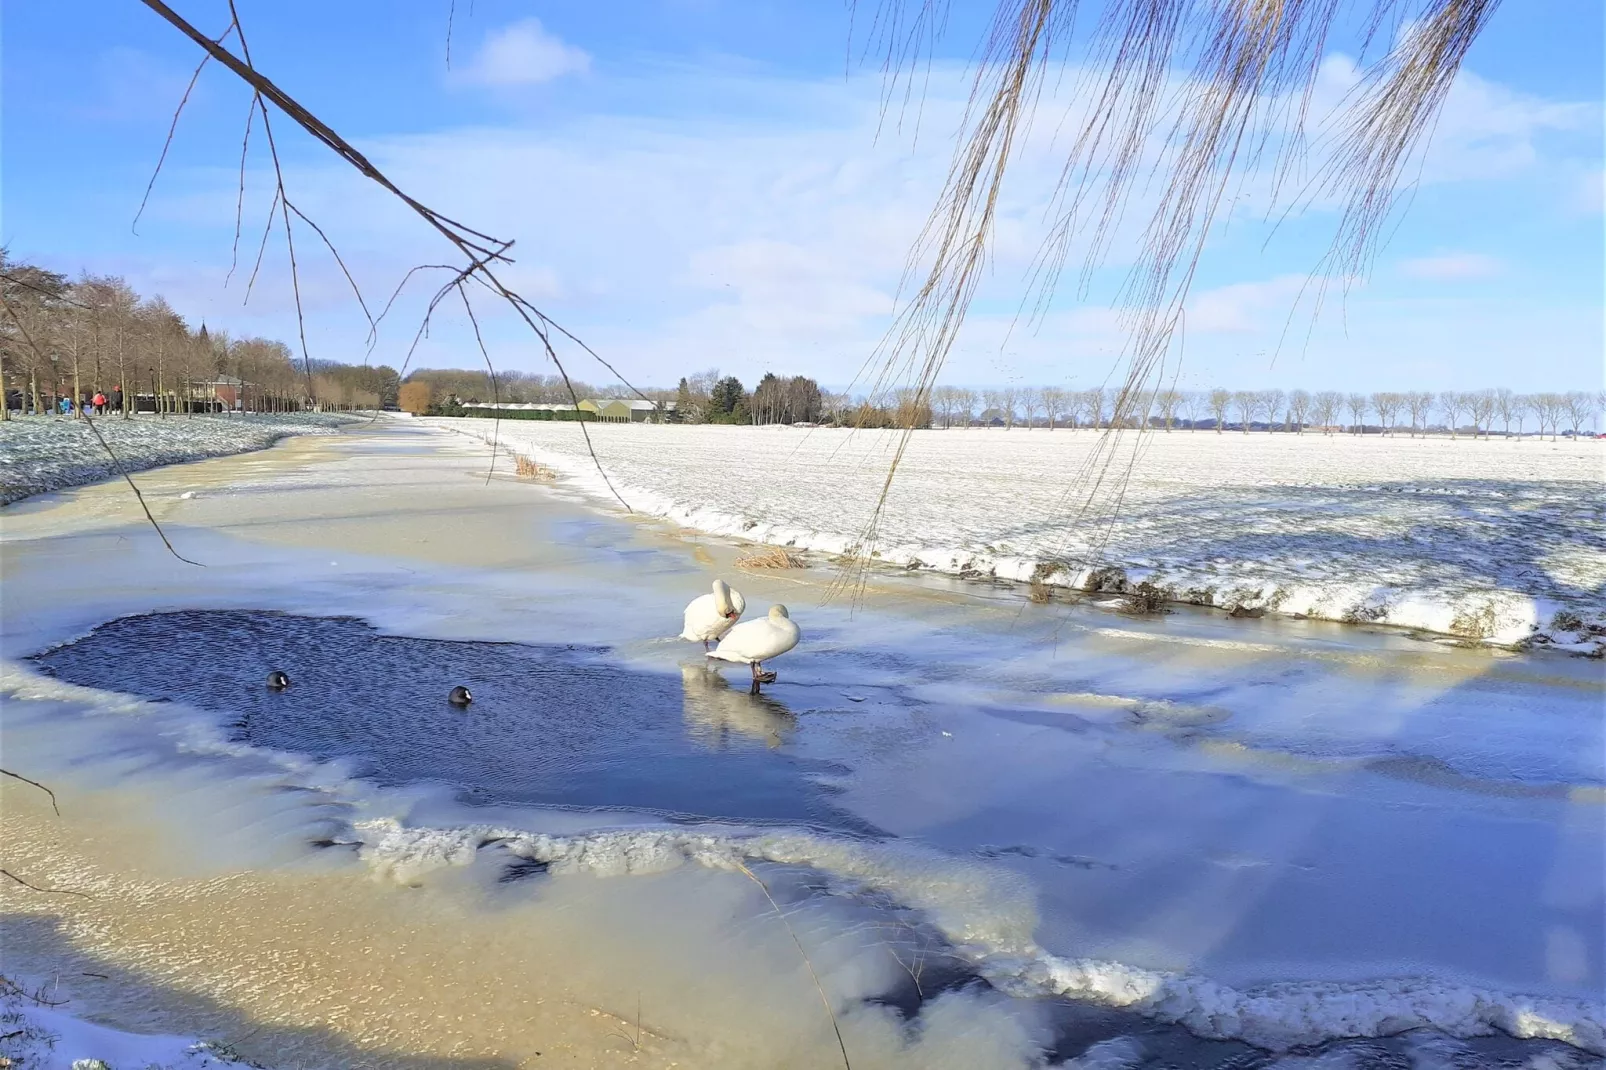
left=1, top=869, right=92, bottom=899
left=133, top=19, right=238, bottom=235
left=0, top=769, right=60, bottom=816
left=138, top=0, right=645, bottom=500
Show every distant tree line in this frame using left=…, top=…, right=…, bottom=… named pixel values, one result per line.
left=0, top=253, right=395, bottom=418
left=919, top=386, right=1604, bottom=439
left=12, top=260, right=1581, bottom=440
left=403, top=364, right=1601, bottom=439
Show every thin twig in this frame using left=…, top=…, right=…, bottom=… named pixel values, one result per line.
left=133, top=20, right=238, bottom=234
left=1, top=870, right=91, bottom=900
left=446, top=0, right=457, bottom=69
left=226, top=0, right=317, bottom=405
left=734, top=861, right=851, bottom=1070
left=0, top=769, right=60, bottom=816
left=225, top=93, right=258, bottom=286
left=455, top=282, right=501, bottom=484
left=0, top=975, right=71, bottom=1006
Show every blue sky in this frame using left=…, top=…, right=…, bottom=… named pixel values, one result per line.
left=3, top=1, right=1601, bottom=392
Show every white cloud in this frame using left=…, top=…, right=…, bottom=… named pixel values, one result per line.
left=134, top=55, right=1598, bottom=391
left=1186, top=276, right=1327, bottom=334
left=458, top=19, right=590, bottom=86
left=1398, top=253, right=1502, bottom=281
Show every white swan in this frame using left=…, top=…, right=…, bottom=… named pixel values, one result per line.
left=709, top=605, right=800, bottom=689
left=680, top=578, right=746, bottom=649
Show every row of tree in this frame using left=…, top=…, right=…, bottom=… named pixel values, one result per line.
left=0, top=254, right=395, bottom=418
left=408, top=363, right=1602, bottom=438
left=920, top=386, right=1604, bottom=438
left=5, top=253, right=1593, bottom=438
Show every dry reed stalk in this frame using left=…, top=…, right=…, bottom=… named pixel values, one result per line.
left=732, top=861, right=851, bottom=1070
left=512, top=454, right=556, bottom=480
left=737, top=546, right=808, bottom=570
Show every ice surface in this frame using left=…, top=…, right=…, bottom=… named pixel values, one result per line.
left=433, top=421, right=1606, bottom=653
left=346, top=820, right=1604, bottom=1053
left=0, top=412, right=362, bottom=504
left=3, top=421, right=1601, bottom=1066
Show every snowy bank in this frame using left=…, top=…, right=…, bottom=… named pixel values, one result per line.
left=431, top=420, right=1606, bottom=654
left=0, top=412, right=365, bottom=505
left=0, top=982, right=257, bottom=1070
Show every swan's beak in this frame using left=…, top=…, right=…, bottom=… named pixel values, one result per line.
left=725, top=610, right=739, bottom=620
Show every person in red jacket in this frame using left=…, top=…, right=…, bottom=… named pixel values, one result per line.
left=92, top=391, right=107, bottom=414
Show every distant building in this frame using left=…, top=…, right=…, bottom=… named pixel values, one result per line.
left=586, top=399, right=669, bottom=423
left=195, top=374, right=247, bottom=411
left=465, top=399, right=672, bottom=423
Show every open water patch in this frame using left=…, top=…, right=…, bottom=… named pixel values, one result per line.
left=28, top=609, right=872, bottom=831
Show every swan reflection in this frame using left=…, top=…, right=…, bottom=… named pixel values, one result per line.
left=680, top=663, right=794, bottom=749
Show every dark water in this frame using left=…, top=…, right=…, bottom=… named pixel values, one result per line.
left=30, top=610, right=869, bottom=831
left=27, top=611, right=1602, bottom=1068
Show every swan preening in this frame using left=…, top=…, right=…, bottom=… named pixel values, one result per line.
left=681, top=578, right=746, bottom=650
left=709, top=604, right=800, bottom=690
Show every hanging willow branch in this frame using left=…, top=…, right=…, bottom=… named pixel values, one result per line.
left=838, top=0, right=1499, bottom=594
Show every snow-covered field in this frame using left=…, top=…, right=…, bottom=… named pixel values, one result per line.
left=0, top=413, right=365, bottom=505
left=434, top=420, right=1606, bottom=653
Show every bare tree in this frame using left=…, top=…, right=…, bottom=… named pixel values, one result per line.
left=1532, top=393, right=1567, bottom=440
left=1312, top=391, right=1342, bottom=435
left=1370, top=392, right=1402, bottom=435
left=1180, top=390, right=1204, bottom=430
left=1231, top=390, right=1256, bottom=433
left=1207, top=388, right=1231, bottom=433
left=1040, top=386, right=1067, bottom=429
left=1509, top=394, right=1531, bottom=437
left=1468, top=389, right=1496, bottom=440
left=950, top=385, right=976, bottom=427
left=1258, top=389, right=1285, bottom=432
left=1286, top=389, right=1311, bottom=433
left=1439, top=391, right=1467, bottom=439
left=1082, top=386, right=1106, bottom=430
left=1564, top=391, right=1595, bottom=438
left=1401, top=391, right=1430, bottom=437
left=1345, top=393, right=1369, bottom=435
left=1064, top=388, right=1087, bottom=429
left=1019, top=387, right=1042, bottom=428
left=1155, top=388, right=1182, bottom=431
left=1492, top=388, right=1519, bottom=437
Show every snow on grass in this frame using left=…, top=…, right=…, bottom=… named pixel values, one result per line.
left=0, top=413, right=363, bottom=505
left=0, top=981, right=258, bottom=1069
left=431, top=420, right=1606, bottom=653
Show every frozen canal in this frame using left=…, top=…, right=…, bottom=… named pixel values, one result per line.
left=2, top=420, right=1601, bottom=1069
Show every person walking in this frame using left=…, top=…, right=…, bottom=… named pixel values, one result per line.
left=92, top=391, right=107, bottom=415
